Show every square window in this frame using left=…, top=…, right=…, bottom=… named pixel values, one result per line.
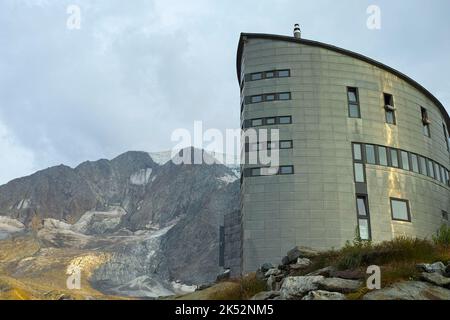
left=279, top=116, right=292, bottom=124
left=265, top=71, right=275, bottom=78
left=353, top=144, right=362, bottom=161
left=280, top=141, right=293, bottom=149
left=265, top=117, right=276, bottom=125
left=378, top=146, right=388, bottom=166
left=365, top=145, right=376, bottom=164
left=279, top=166, right=294, bottom=175
left=278, top=93, right=291, bottom=100
left=265, top=94, right=276, bottom=101
left=251, top=168, right=261, bottom=176
left=349, top=104, right=360, bottom=118
left=391, top=199, right=411, bottom=222
left=278, top=70, right=290, bottom=77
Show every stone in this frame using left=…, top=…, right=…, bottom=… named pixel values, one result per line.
left=282, top=256, right=290, bottom=266
left=318, top=277, right=362, bottom=293
left=216, top=269, right=231, bottom=282
left=290, top=258, right=312, bottom=270
left=363, top=281, right=450, bottom=300
left=261, top=263, right=274, bottom=273
left=279, top=276, right=324, bottom=300
left=306, top=266, right=336, bottom=277
left=286, top=246, right=319, bottom=264
left=330, top=269, right=365, bottom=280
left=267, top=275, right=276, bottom=291
left=302, top=290, right=346, bottom=300
left=251, top=291, right=280, bottom=300
left=416, top=262, right=446, bottom=274
left=265, top=268, right=281, bottom=277
left=421, top=272, right=450, bottom=288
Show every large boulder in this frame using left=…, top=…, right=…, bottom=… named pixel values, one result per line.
left=302, top=290, right=346, bottom=300
left=290, top=258, right=312, bottom=271
left=279, top=276, right=324, bottom=300
left=283, top=246, right=319, bottom=265
left=318, top=277, right=362, bottom=293
left=421, top=272, right=450, bottom=288
left=363, top=281, right=450, bottom=300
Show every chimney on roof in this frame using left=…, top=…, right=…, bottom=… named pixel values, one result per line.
left=293, top=24, right=301, bottom=39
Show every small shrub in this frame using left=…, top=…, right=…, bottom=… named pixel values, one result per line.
left=433, top=224, right=450, bottom=247
left=209, top=273, right=266, bottom=300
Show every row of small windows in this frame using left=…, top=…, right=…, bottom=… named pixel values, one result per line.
left=243, top=116, right=292, bottom=129
left=244, top=165, right=295, bottom=177
left=352, top=142, right=450, bottom=187
left=347, top=87, right=449, bottom=144
left=245, top=140, right=293, bottom=152
left=245, top=69, right=291, bottom=82
left=245, top=92, right=291, bottom=105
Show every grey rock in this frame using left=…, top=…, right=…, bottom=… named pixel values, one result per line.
left=282, top=256, right=290, bottom=266
left=261, top=263, right=274, bottom=273
left=318, top=277, right=362, bottom=293
left=421, top=272, right=450, bottom=288
left=279, top=276, right=324, bottom=300
left=285, top=246, right=319, bottom=264
left=363, top=281, right=450, bottom=300
left=265, top=268, right=281, bottom=277
left=302, top=290, right=346, bottom=300
left=251, top=291, right=280, bottom=300
left=290, top=258, right=312, bottom=270
left=306, top=266, right=336, bottom=277
left=267, top=275, right=277, bottom=291
left=417, top=262, right=446, bottom=274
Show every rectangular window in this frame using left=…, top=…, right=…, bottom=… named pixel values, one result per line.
left=356, top=195, right=371, bottom=240
left=421, top=107, right=431, bottom=137
left=265, top=94, right=276, bottom=101
left=378, top=146, right=388, bottom=166
left=279, top=116, right=292, bottom=124
left=265, top=71, right=275, bottom=78
left=435, top=163, right=441, bottom=181
left=365, top=145, right=376, bottom=164
left=391, top=199, right=411, bottom=222
left=278, top=92, right=291, bottom=100
left=440, top=166, right=446, bottom=184
left=251, top=95, right=263, bottom=103
left=353, top=143, right=362, bottom=161
left=443, top=124, right=449, bottom=152
left=384, top=93, right=396, bottom=125
left=251, top=168, right=261, bottom=177
left=419, top=156, right=427, bottom=175
left=347, top=87, right=360, bottom=118
left=279, top=166, right=294, bottom=175
left=411, top=154, right=419, bottom=173
left=390, top=148, right=399, bottom=168
left=251, top=73, right=263, bottom=81
left=279, top=140, right=293, bottom=149
left=354, top=163, right=365, bottom=183
left=427, top=160, right=435, bottom=178
left=266, top=117, right=276, bottom=125
left=251, top=119, right=263, bottom=127
left=400, top=151, right=410, bottom=171
left=261, top=167, right=279, bottom=176
left=442, top=211, right=449, bottom=221
left=278, top=70, right=290, bottom=77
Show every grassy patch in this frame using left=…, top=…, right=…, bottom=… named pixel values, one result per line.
left=209, top=273, right=266, bottom=300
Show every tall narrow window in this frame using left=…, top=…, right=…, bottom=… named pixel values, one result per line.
left=419, top=156, right=427, bottom=175
left=347, top=87, right=360, bottom=118
left=378, top=146, right=388, bottom=166
left=356, top=195, right=371, bottom=240
left=384, top=93, right=396, bottom=125
left=427, top=159, right=435, bottom=179
left=354, top=163, right=365, bottom=183
left=411, top=154, right=419, bottom=173
left=365, top=145, right=376, bottom=164
left=443, top=123, right=449, bottom=152
left=421, top=107, right=431, bottom=137
left=353, top=143, right=362, bottom=161
left=400, top=151, right=410, bottom=171
left=390, top=148, right=399, bottom=168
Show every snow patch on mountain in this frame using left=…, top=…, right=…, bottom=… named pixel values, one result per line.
left=130, top=168, right=153, bottom=185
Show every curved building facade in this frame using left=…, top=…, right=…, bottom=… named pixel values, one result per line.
left=236, top=32, right=450, bottom=273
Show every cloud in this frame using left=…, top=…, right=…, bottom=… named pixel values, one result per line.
left=0, top=0, right=449, bottom=185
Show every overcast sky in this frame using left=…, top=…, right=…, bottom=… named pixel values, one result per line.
left=0, top=0, right=449, bottom=185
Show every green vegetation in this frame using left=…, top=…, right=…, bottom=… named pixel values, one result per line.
left=433, top=224, right=450, bottom=247
left=209, top=273, right=266, bottom=300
